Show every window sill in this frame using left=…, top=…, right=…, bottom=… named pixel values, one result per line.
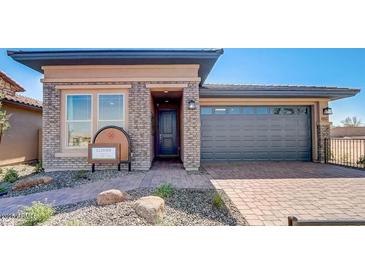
left=55, top=151, right=88, bottom=158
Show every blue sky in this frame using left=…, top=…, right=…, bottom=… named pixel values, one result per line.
left=0, top=48, right=364, bottom=125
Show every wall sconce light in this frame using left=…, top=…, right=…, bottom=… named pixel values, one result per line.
left=323, top=107, right=333, bottom=115
left=188, top=100, right=196, bottom=110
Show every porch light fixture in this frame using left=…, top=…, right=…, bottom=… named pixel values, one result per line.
left=323, top=107, right=333, bottom=115
left=188, top=100, right=196, bottom=110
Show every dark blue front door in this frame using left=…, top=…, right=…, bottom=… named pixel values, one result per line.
left=158, top=110, right=177, bottom=156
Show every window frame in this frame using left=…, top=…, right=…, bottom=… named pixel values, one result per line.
left=65, top=93, right=93, bottom=149
left=97, top=93, right=126, bottom=131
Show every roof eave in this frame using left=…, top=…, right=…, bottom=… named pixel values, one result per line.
left=7, top=49, right=224, bottom=85
left=199, top=88, right=360, bottom=100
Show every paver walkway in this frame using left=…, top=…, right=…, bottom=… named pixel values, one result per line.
left=0, top=160, right=212, bottom=216
left=204, top=162, right=365, bottom=225
left=2, top=161, right=365, bottom=226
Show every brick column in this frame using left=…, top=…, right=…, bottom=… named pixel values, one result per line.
left=42, top=83, right=61, bottom=171
left=183, top=82, right=200, bottom=171
left=317, top=124, right=330, bottom=163
left=128, top=82, right=152, bottom=170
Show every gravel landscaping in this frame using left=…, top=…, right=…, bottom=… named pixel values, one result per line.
left=0, top=168, right=136, bottom=198
left=0, top=188, right=247, bottom=226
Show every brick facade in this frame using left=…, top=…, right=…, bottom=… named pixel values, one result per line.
left=128, top=82, right=152, bottom=170
left=317, top=124, right=331, bottom=163
left=42, top=81, right=200, bottom=171
left=183, top=82, right=200, bottom=170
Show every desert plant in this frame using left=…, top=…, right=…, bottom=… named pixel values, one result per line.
left=357, top=156, right=365, bottom=165
left=153, top=183, right=174, bottom=198
left=212, top=192, right=224, bottom=209
left=3, top=168, right=19, bottom=183
left=73, top=170, right=88, bottom=180
left=34, top=162, right=44, bottom=173
left=20, top=201, right=55, bottom=226
left=341, top=116, right=363, bottom=127
left=0, top=185, right=7, bottom=193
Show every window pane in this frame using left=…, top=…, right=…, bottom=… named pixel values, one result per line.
left=67, top=122, right=91, bottom=147
left=272, top=107, right=281, bottom=115
left=282, top=107, right=295, bottom=115
left=67, top=95, right=91, bottom=121
left=201, top=107, right=213, bottom=115
left=256, top=107, right=269, bottom=115
left=227, top=107, right=240, bottom=114
left=242, top=107, right=255, bottom=114
left=98, top=120, right=124, bottom=129
left=214, top=108, right=227, bottom=114
left=99, top=95, right=124, bottom=121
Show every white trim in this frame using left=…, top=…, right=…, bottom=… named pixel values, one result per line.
left=65, top=93, right=93, bottom=149
left=97, top=93, right=126, bottom=131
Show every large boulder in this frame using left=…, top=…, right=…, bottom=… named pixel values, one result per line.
left=133, top=196, right=165, bottom=224
left=96, top=189, right=127, bottom=206
left=12, top=176, right=53, bottom=191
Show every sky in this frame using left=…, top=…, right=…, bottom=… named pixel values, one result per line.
left=0, top=48, right=364, bottom=126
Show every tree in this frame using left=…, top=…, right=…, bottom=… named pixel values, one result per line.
left=0, top=94, right=11, bottom=143
left=340, top=116, right=363, bottom=127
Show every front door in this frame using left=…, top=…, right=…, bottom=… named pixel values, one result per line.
left=158, top=110, right=177, bottom=156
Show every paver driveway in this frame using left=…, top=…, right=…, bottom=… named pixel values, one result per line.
left=204, top=162, right=365, bottom=226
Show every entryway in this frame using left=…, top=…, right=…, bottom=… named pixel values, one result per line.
left=150, top=88, right=183, bottom=161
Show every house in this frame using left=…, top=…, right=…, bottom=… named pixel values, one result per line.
left=0, top=71, right=42, bottom=166
left=331, top=127, right=365, bottom=139
left=8, top=49, right=360, bottom=171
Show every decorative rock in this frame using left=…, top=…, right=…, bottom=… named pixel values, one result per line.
left=12, top=176, right=53, bottom=191
left=133, top=196, right=165, bottom=224
left=96, top=189, right=127, bottom=206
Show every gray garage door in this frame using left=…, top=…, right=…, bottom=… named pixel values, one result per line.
left=201, top=106, right=312, bottom=161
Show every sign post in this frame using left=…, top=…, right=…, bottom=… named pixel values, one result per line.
left=88, top=143, right=120, bottom=172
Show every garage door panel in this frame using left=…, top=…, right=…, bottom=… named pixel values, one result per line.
left=201, top=106, right=311, bottom=161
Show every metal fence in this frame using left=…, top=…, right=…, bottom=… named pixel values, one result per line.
left=325, top=138, right=365, bottom=169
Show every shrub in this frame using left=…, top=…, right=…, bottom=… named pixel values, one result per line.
left=34, top=162, right=44, bottom=173
left=73, top=170, right=88, bottom=180
left=212, top=192, right=224, bottom=209
left=0, top=168, right=3, bottom=174
left=153, top=183, right=174, bottom=198
left=357, top=156, right=365, bottom=165
left=0, top=185, right=7, bottom=193
left=20, top=202, right=55, bottom=226
left=4, top=168, right=19, bottom=183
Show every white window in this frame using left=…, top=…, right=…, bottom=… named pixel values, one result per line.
left=66, top=95, right=92, bottom=147
left=98, top=94, right=125, bottom=129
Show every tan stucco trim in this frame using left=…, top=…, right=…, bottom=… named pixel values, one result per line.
left=42, top=64, right=200, bottom=70
left=42, top=77, right=201, bottom=83
left=55, top=84, right=132, bottom=90
left=146, top=83, right=188, bottom=88
left=60, top=89, right=129, bottom=154
left=200, top=98, right=328, bottom=105
left=42, top=64, right=201, bottom=84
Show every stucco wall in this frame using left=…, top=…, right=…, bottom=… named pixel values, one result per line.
left=0, top=104, right=42, bottom=166
left=331, top=127, right=365, bottom=138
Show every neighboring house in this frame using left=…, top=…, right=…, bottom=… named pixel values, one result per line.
left=0, top=71, right=42, bottom=166
left=331, top=127, right=365, bottom=139
left=8, top=49, right=360, bottom=171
